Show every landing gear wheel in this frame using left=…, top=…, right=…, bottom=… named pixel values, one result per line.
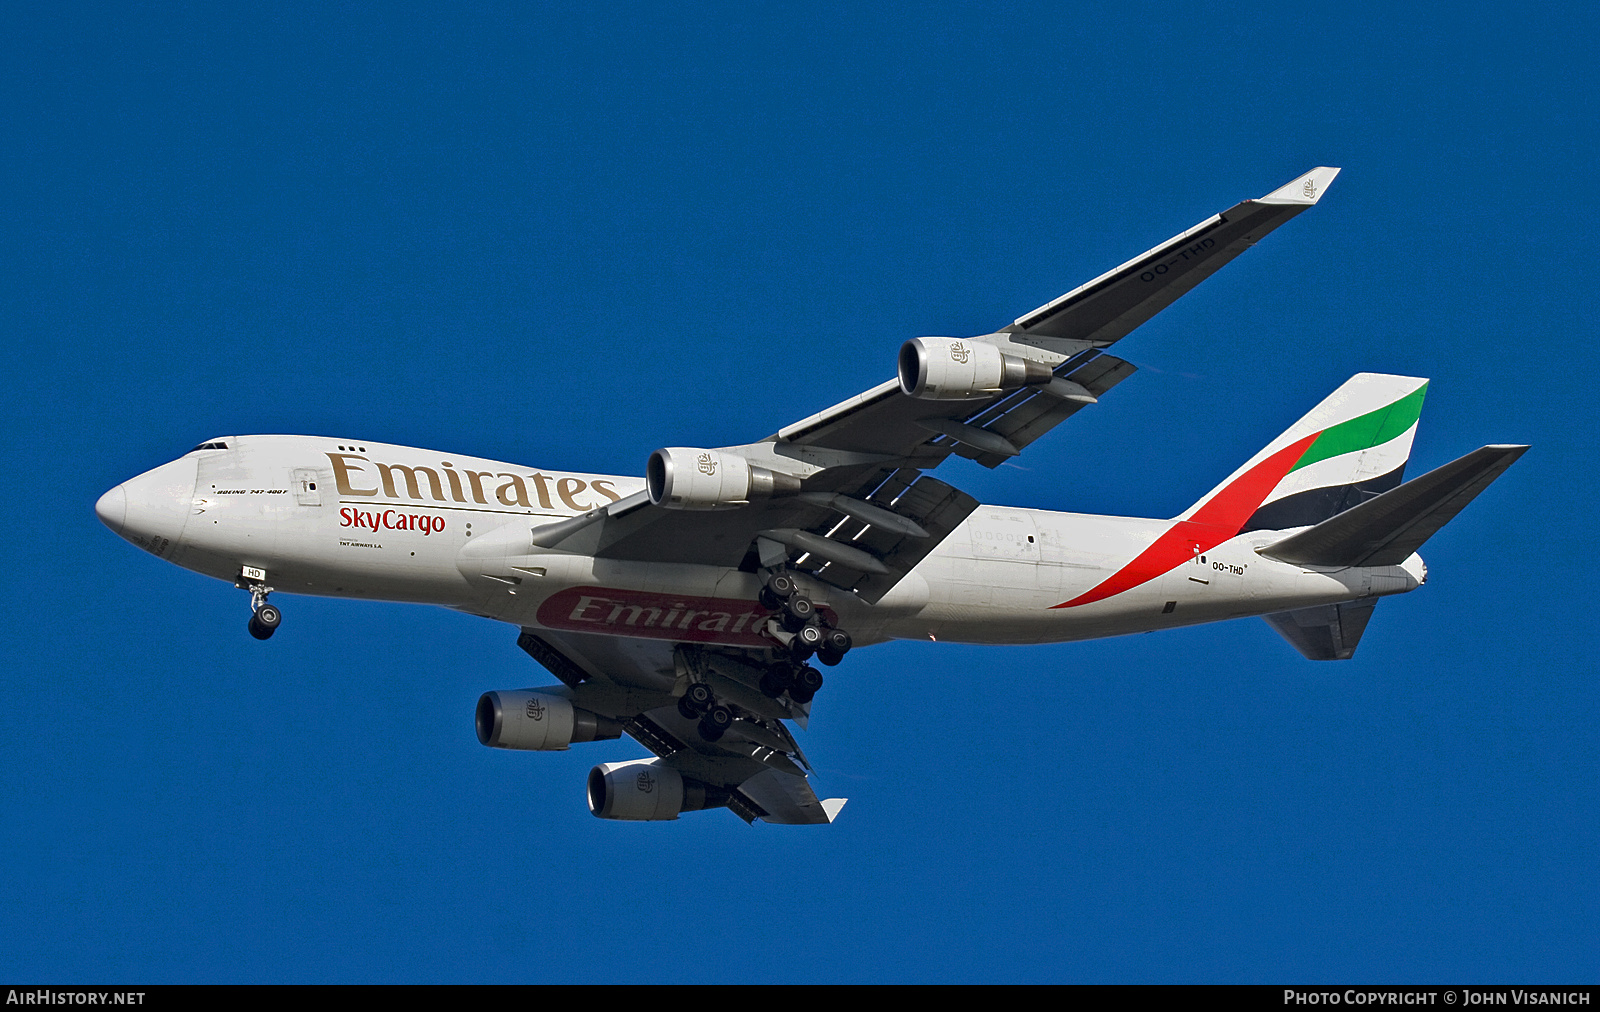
left=817, top=628, right=852, bottom=666
left=796, top=623, right=824, bottom=649
left=789, top=666, right=824, bottom=705
left=699, top=704, right=733, bottom=742
left=780, top=595, right=816, bottom=632
left=765, top=572, right=796, bottom=600
left=241, top=578, right=279, bottom=641
left=685, top=682, right=715, bottom=711
left=678, top=696, right=700, bottom=720
left=760, top=665, right=796, bottom=699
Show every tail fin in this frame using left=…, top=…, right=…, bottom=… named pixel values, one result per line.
left=1055, top=373, right=1430, bottom=610
left=1258, top=444, right=1528, bottom=567
left=1177, top=373, right=1429, bottom=533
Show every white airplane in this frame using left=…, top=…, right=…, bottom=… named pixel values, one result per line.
left=96, top=168, right=1525, bottom=826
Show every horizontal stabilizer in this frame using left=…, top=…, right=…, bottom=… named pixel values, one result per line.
left=1264, top=597, right=1378, bottom=661
left=1259, top=444, right=1528, bottom=568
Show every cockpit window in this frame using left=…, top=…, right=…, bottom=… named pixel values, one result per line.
left=190, top=441, right=229, bottom=451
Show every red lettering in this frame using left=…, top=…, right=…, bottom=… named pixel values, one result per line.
left=536, top=587, right=774, bottom=648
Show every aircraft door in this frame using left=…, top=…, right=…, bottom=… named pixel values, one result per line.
left=292, top=468, right=323, bottom=506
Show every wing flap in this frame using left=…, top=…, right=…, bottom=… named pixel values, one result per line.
left=940, top=350, right=1137, bottom=468
left=792, top=470, right=979, bottom=603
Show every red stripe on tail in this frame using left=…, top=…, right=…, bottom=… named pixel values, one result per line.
left=1052, top=433, right=1318, bottom=609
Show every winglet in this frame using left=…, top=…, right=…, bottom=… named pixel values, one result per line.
left=821, top=798, right=848, bottom=822
left=1257, top=166, right=1341, bottom=205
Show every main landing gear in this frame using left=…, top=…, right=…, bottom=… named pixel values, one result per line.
left=759, top=569, right=852, bottom=667
left=674, top=568, right=857, bottom=745
left=238, top=568, right=281, bottom=641
left=754, top=567, right=854, bottom=704
left=677, top=682, right=734, bottom=742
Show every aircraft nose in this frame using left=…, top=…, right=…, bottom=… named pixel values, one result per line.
left=101, top=455, right=200, bottom=559
left=95, top=484, right=128, bottom=534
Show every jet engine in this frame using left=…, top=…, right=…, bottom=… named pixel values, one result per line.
left=898, top=337, right=1052, bottom=400
left=587, top=758, right=727, bottom=821
left=647, top=448, right=800, bottom=509
left=475, top=690, right=621, bottom=751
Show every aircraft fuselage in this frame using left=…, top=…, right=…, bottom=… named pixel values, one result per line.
left=97, top=434, right=1423, bottom=650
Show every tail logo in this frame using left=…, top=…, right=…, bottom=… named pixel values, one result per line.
left=1052, top=380, right=1427, bottom=610
left=1303, top=178, right=1316, bottom=199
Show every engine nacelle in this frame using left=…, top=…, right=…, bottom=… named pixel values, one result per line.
left=475, top=690, right=621, bottom=751
left=647, top=447, right=800, bottom=509
left=586, top=759, right=726, bottom=821
left=898, top=337, right=1052, bottom=400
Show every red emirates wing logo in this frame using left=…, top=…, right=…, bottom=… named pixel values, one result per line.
left=537, top=586, right=774, bottom=647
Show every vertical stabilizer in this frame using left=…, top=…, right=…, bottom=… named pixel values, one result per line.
left=1054, top=373, right=1430, bottom=610
left=1177, top=373, right=1429, bottom=532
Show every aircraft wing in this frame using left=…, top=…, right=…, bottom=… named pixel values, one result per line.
left=531, top=168, right=1339, bottom=599
left=1007, top=166, right=1341, bottom=345
left=540, top=466, right=979, bottom=603
left=771, top=167, right=1340, bottom=464
left=520, top=629, right=846, bottom=825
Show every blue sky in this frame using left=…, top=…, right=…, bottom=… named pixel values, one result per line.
left=2, top=2, right=1595, bottom=982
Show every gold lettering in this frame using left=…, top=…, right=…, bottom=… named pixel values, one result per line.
left=556, top=477, right=592, bottom=512
left=495, top=474, right=532, bottom=508
left=465, top=471, right=495, bottom=505
left=590, top=479, right=622, bottom=503
left=378, top=463, right=445, bottom=501
left=528, top=473, right=555, bottom=510
left=440, top=463, right=467, bottom=503
left=327, top=454, right=378, bottom=496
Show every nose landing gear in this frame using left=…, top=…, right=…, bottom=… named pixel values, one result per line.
left=238, top=568, right=281, bottom=640
left=248, top=602, right=281, bottom=640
